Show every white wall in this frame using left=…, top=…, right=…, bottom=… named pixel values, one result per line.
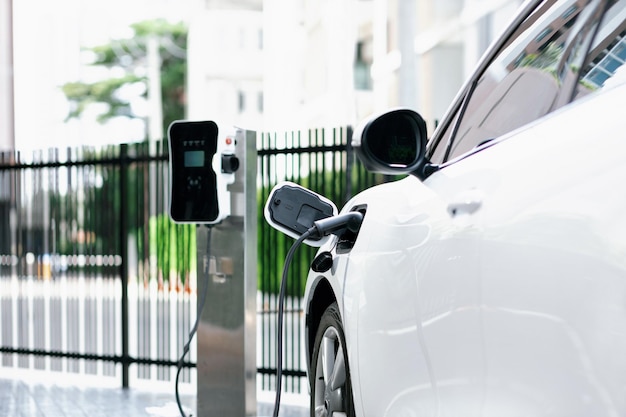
left=0, top=0, right=15, bottom=152
left=187, top=8, right=263, bottom=131
left=263, top=0, right=358, bottom=131
left=366, top=0, right=522, bottom=133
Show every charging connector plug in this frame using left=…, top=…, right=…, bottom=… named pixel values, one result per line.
left=311, top=211, right=364, bottom=238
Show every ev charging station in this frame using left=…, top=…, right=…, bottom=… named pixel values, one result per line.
left=168, top=122, right=257, bottom=416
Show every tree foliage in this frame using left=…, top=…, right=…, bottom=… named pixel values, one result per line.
left=61, top=19, right=187, bottom=138
left=519, top=42, right=564, bottom=75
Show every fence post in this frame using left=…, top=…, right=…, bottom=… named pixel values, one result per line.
left=119, top=144, right=130, bottom=388
left=345, top=126, right=354, bottom=203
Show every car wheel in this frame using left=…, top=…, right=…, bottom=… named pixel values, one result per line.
left=311, top=302, right=355, bottom=417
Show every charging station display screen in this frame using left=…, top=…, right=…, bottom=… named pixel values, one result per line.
left=184, top=150, right=205, bottom=167
left=169, top=121, right=219, bottom=222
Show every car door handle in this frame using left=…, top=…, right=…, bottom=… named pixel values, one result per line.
left=447, top=189, right=483, bottom=217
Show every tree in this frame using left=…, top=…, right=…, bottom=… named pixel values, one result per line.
left=59, top=20, right=194, bottom=287
left=61, top=19, right=187, bottom=138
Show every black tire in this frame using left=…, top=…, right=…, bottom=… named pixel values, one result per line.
left=310, top=302, right=356, bottom=417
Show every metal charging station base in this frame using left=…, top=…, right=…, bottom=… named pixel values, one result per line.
left=195, top=129, right=257, bottom=416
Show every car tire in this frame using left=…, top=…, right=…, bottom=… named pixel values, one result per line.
left=311, top=302, right=355, bottom=417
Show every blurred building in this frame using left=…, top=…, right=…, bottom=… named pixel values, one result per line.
left=186, top=0, right=264, bottom=129
left=4, top=0, right=526, bottom=150
left=187, top=0, right=523, bottom=133
left=375, top=0, right=523, bottom=132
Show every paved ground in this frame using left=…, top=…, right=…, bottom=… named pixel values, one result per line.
left=0, top=375, right=309, bottom=417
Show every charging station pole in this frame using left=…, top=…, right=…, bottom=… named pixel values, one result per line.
left=195, top=129, right=257, bottom=416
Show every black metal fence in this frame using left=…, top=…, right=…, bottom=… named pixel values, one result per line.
left=0, top=142, right=198, bottom=391
left=0, top=127, right=389, bottom=393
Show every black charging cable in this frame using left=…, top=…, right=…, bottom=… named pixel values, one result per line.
left=176, top=226, right=212, bottom=417
left=273, top=228, right=314, bottom=417
left=272, top=212, right=363, bottom=417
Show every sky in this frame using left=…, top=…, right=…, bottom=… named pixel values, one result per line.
left=12, top=0, right=194, bottom=152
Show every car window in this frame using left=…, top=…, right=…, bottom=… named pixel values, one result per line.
left=576, top=1, right=626, bottom=97
left=428, top=0, right=623, bottom=164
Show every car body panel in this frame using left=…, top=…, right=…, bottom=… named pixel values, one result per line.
left=472, top=84, right=626, bottom=416
left=352, top=172, right=488, bottom=416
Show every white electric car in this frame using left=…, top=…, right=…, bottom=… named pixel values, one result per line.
left=273, top=0, right=626, bottom=416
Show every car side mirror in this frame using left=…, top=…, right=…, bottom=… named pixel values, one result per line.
left=352, top=108, right=434, bottom=179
